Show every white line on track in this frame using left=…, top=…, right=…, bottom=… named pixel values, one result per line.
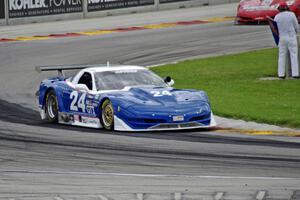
left=54, top=197, right=64, bottom=200
left=214, top=192, right=224, bottom=200
left=136, top=193, right=144, bottom=200
left=174, top=192, right=182, bottom=200
left=1, top=170, right=300, bottom=180
left=97, top=194, right=109, bottom=200
left=256, top=191, right=267, bottom=200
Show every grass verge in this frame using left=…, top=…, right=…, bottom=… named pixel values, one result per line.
left=152, top=48, right=300, bottom=128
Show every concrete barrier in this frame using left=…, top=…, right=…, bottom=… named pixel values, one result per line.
left=209, top=0, right=235, bottom=5
left=87, top=0, right=240, bottom=18
left=158, top=0, right=209, bottom=10
left=8, top=13, right=84, bottom=25
left=85, top=4, right=157, bottom=19
left=0, top=20, right=6, bottom=26
left=2, top=0, right=239, bottom=25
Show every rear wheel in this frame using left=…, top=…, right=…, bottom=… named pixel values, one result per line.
left=45, top=90, right=58, bottom=123
left=101, top=99, right=114, bottom=130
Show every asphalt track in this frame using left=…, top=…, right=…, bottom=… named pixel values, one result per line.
left=0, top=3, right=300, bottom=200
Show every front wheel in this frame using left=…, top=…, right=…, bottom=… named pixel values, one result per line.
left=101, top=99, right=114, bottom=130
left=45, top=90, right=58, bottom=123
left=234, top=17, right=240, bottom=25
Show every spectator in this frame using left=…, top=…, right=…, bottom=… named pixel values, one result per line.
left=274, top=1, right=299, bottom=79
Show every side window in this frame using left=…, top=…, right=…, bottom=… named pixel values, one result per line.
left=78, top=72, right=93, bottom=90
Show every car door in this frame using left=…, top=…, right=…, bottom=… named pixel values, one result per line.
left=68, top=72, right=95, bottom=116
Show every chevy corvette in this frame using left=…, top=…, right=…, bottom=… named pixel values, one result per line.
left=36, top=64, right=216, bottom=131
left=236, top=0, right=300, bottom=24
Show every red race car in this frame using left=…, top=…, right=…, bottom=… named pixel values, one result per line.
left=235, top=0, right=300, bottom=24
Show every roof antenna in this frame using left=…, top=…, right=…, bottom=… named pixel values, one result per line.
left=107, top=61, right=110, bottom=67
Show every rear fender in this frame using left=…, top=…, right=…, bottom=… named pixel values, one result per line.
left=39, top=85, right=64, bottom=113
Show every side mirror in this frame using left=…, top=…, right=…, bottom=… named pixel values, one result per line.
left=75, top=84, right=89, bottom=92
left=164, top=76, right=175, bottom=87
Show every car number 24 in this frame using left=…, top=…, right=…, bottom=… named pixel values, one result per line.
left=70, top=91, right=86, bottom=112
left=70, top=91, right=96, bottom=114
left=150, top=90, right=172, bottom=97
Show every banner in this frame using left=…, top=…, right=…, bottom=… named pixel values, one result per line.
left=8, top=0, right=83, bottom=18
left=0, top=0, right=5, bottom=19
left=88, top=0, right=154, bottom=11
left=267, top=16, right=279, bottom=46
left=159, top=0, right=189, bottom=4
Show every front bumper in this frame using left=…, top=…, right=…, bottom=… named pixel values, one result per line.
left=114, top=112, right=217, bottom=131
left=235, top=15, right=271, bottom=24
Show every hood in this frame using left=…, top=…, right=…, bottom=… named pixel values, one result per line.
left=239, top=0, right=290, bottom=11
left=108, top=87, right=209, bottom=110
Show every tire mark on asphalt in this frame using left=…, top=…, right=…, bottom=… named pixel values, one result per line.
left=1, top=98, right=300, bottom=150
left=0, top=129, right=300, bottom=165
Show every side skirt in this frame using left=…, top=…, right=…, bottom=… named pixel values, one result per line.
left=58, top=112, right=102, bottom=129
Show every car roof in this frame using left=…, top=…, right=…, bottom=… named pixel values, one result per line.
left=84, top=65, right=147, bottom=73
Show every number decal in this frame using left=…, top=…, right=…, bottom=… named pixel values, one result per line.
left=70, top=91, right=86, bottom=112
left=150, top=91, right=160, bottom=97
left=162, top=90, right=172, bottom=96
left=150, top=90, right=172, bottom=97
left=78, top=93, right=86, bottom=112
left=70, top=91, right=78, bottom=111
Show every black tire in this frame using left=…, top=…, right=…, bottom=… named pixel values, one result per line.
left=45, top=90, right=58, bottom=123
left=234, top=17, right=240, bottom=25
left=101, top=99, right=114, bottom=130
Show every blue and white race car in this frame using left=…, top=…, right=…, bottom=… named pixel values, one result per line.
left=36, top=64, right=216, bottom=131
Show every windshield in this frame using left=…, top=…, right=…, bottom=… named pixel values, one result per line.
left=95, top=69, right=167, bottom=91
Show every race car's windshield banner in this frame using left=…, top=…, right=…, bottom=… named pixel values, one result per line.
left=88, top=0, right=154, bottom=11
left=0, top=0, right=5, bottom=19
left=9, top=0, right=83, bottom=18
left=159, top=0, right=190, bottom=4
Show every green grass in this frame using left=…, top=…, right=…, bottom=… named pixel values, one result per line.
left=152, top=48, right=300, bottom=128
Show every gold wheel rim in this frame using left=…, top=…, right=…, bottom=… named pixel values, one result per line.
left=102, top=102, right=113, bottom=127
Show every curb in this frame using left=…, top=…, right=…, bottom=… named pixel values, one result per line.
left=215, top=127, right=300, bottom=137
left=0, top=17, right=234, bottom=43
